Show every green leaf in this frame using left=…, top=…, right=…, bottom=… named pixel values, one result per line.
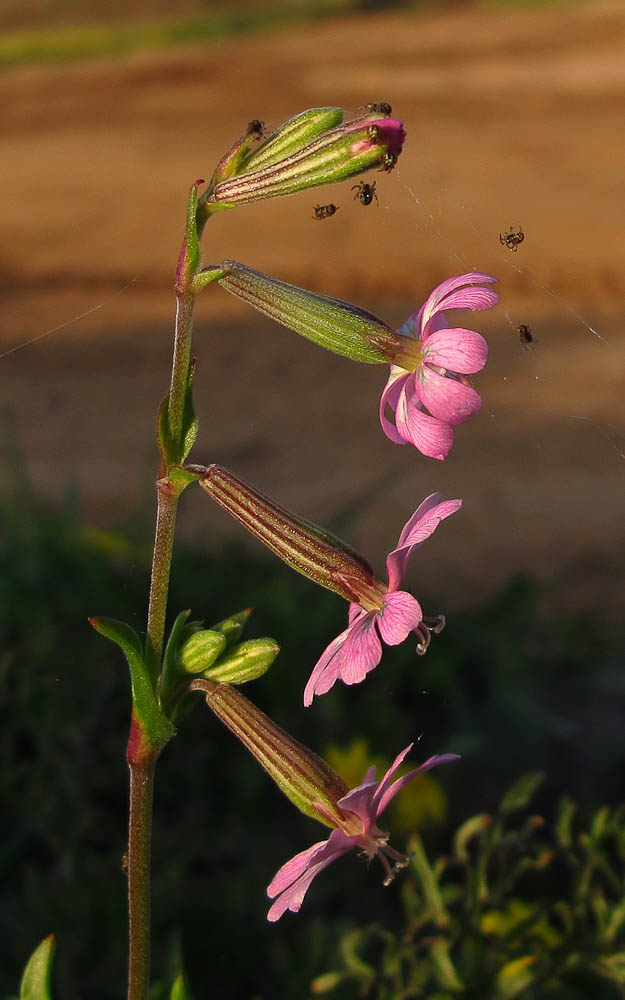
left=429, top=938, right=464, bottom=991
left=495, top=956, right=537, bottom=999
left=408, top=835, right=449, bottom=927
left=170, top=974, right=191, bottom=1000
left=500, top=773, right=544, bottom=815
left=594, top=952, right=625, bottom=984
left=309, top=970, right=344, bottom=994
left=159, top=609, right=193, bottom=706
left=555, top=796, right=577, bottom=850
left=179, top=359, right=198, bottom=464
left=19, top=935, right=55, bottom=1000
left=453, top=813, right=492, bottom=861
left=157, top=362, right=199, bottom=468
left=89, top=617, right=174, bottom=751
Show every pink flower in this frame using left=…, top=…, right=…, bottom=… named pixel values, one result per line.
left=379, top=273, right=498, bottom=461
left=267, top=744, right=459, bottom=921
left=303, top=493, right=461, bottom=705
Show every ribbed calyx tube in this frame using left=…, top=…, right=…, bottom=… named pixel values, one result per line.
left=192, top=679, right=349, bottom=827
left=218, top=261, right=401, bottom=364
left=199, top=465, right=380, bottom=604
left=205, top=116, right=405, bottom=208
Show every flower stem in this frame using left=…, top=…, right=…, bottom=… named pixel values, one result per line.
left=127, top=752, right=157, bottom=1000
left=127, top=288, right=197, bottom=1000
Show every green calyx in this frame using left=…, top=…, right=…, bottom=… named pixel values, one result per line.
left=217, top=260, right=400, bottom=365
left=193, top=680, right=349, bottom=828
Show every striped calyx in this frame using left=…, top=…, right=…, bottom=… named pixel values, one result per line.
left=191, top=679, right=349, bottom=827
left=199, top=465, right=385, bottom=607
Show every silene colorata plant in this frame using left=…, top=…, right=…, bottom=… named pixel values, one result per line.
left=17, top=105, right=503, bottom=1000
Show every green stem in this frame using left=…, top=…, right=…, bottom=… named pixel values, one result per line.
left=127, top=288, right=197, bottom=1000
left=127, top=752, right=157, bottom=1000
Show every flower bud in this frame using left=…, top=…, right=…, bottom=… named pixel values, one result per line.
left=191, top=679, right=349, bottom=827
left=202, top=115, right=405, bottom=211
left=210, top=608, right=253, bottom=646
left=180, top=629, right=227, bottom=674
left=217, top=260, right=401, bottom=364
left=199, top=464, right=382, bottom=605
left=242, top=107, right=344, bottom=171
left=202, top=638, right=279, bottom=684
left=207, top=119, right=266, bottom=189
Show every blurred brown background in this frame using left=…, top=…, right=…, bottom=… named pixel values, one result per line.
left=2, top=0, right=624, bottom=609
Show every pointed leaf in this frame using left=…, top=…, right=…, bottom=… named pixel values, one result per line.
left=20, top=935, right=55, bottom=1000
left=453, top=813, right=492, bottom=861
left=89, top=617, right=174, bottom=750
left=170, top=974, right=191, bottom=1000
left=159, top=609, right=193, bottom=706
left=500, top=772, right=544, bottom=815
left=429, top=938, right=464, bottom=991
left=495, top=956, right=537, bottom=999
left=408, top=835, right=449, bottom=927
left=555, top=796, right=577, bottom=850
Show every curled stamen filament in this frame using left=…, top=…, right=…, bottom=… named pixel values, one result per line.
left=416, top=614, right=446, bottom=655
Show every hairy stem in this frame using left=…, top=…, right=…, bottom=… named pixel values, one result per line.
left=127, top=290, right=196, bottom=1000
left=127, top=754, right=157, bottom=1000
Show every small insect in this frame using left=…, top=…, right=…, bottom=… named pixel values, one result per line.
left=499, top=226, right=525, bottom=252
left=352, top=181, right=378, bottom=207
left=313, top=203, right=339, bottom=220
left=246, top=119, right=265, bottom=137
left=518, top=323, right=536, bottom=349
left=367, top=124, right=380, bottom=142
left=380, top=151, right=398, bottom=173
left=363, top=101, right=392, bottom=115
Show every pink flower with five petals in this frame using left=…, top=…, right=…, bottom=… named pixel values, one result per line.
left=379, top=272, right=498, bottom=460
left=267, top=743, right=459, bottom=921
left=303, top=493, right=461, bottom=705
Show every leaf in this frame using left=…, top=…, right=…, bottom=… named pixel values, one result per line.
left=89, top=617, right=174, bottom=751
left=429, top=937, right=464, bottom=991
left=170, top=974, right=191, bottom=1000
left=594, top=952, right=625, bottom=984
left=453, top=813, right=492, bottom=861
left=408, top=835, right=449, bottom=927
left=495, top=955, right=536, bottom=999
left=20, top=936, right=55, bottom=1000
left=555, top=796, right=577, bottom=850
left=159, top=609, right=192, bottom=706
left=310, top=971, right=344, bottom=995
left=500, top=773, right=544, bottom=815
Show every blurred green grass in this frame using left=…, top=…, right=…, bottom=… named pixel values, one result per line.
left=1, top=460, right=623, bottom=997
left=0, top=0, right=584, bottom=70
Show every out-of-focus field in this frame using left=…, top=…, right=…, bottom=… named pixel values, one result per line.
left=2, top=0, right=625, bottom=607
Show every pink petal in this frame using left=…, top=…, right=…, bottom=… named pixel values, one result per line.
left=338, top=613, right=383, bottom=684
left=387, top=496, right=461, bottom=590
left=424, top=328, right=488, bottom=374
left=395, top=387, right=454, bottom=461
left=419, top=368, right=482, bottom=425
left=376, top=591, right=422, bottom=645
left=267, top=829, right=354, bottom=921
left=421, top=273, right=498, bottom=328
left=304, top=611, right=382, bottom=704
left=379, top=370, right=410, bottom=445
left=373, top=753, right=461, bottom=818
left=337, top=778, right=378, bottom=826
left=304, top=626, right=352, bottom=705
left=369, top=744, right=414, bottom=814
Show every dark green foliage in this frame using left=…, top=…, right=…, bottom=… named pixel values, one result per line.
left=1, top=479, right=623, bottom=998
left=310, top=778, right=625, bottom=998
